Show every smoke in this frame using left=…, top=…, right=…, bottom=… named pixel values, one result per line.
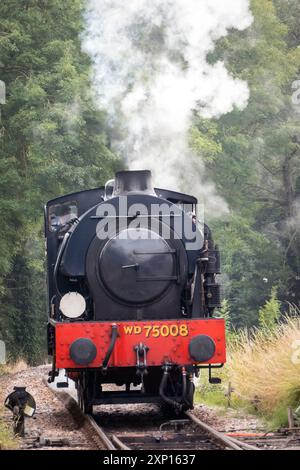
left=82, top=0, right=253, bottom=215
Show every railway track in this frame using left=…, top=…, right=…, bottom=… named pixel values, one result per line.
left=89, top=410, right=300, bottom=450
left=46, top=379, right=300, bottom=451
left=89, top=408, right=257, bottom=451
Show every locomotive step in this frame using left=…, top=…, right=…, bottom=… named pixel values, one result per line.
left=91, top=391, right=164, bottom=405
left=56, top=382, right=69, bottom=388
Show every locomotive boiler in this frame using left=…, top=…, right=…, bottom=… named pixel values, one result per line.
left=46, top=170, right=225, bottom=413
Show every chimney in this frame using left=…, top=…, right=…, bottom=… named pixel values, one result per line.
left=112, top=170, right=155, bottom=196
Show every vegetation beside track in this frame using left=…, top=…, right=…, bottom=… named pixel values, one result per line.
left=0, top=360, right=28, bottom=378
left=197, top=303, right=300, bottom=429
left=0, top=361, right=28, bottom=449
left=0, top=409, right=17, bottom=450
left=0, top=0, right=299, bottom=365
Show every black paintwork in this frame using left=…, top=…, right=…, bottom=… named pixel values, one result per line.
left=188, top=334, right=216, bottom=362
left=45, top=171, right=221, bottom=410
left=45, top=185, right=201, bottom=326
left=70, top=338, right=97, bottom=365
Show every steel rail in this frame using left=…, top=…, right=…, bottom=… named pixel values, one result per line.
left=185, top=411, right=244, bottom=450
left=224, top=435, right=260, bottom=450
left=111, top=434, right=131, bottom=450
left=85, top=415, right=117, bottom=450
left=44, top=377, right=117, bottom=450
left=107, top=411, right=253, bottom=451
left=45, top=375, right=258, bottom=451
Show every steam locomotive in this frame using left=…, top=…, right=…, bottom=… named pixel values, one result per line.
left=46, top=170, right=225, bottom=413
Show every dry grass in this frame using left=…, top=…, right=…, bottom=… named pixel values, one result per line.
left=0, top=359, right=28, bottom=377
left=0, top=411, right=17, bottom=450
left=197, top=316, right=300, bottom=427
left=0, top=361, right=27, bottom=449
left=227, top=317, right=300, bottom=422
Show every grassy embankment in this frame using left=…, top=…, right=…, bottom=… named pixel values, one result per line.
left=0, top=361, right=27, bottom=449
left=0, top=414, right=17, bottom=450
left=197, top=312, right=300, bottom=429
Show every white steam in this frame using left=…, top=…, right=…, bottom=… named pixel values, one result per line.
left=82, top=0, right=253, bottom=215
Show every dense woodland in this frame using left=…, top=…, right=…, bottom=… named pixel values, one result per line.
left=0, top=0, right=299, bottom=363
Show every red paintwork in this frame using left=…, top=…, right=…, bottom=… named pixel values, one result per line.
left=55, top=318, right=226, bottom=369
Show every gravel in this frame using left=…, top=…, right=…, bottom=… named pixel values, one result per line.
left=0, top=365, right=265, bottom=450
left=193, top=404, right=264, bottom=433
left=0, top=365, right=95, bottom=450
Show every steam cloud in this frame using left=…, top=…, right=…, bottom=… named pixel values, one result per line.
left=82, top=0, right=253, bottom=216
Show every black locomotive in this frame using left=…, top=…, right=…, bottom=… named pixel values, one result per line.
left=46, top=170, right=224, bottom=413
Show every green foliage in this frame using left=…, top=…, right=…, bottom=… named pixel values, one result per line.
left=215, top=299, right=239, bottom=343
left=195, top=386, right=228, bottom=408
left=0, top=414, right=17, bottom=449
left=217, top=299, right=231, bottom=327
left=258, top=287, right=281, bottom=331
left=189, top=120, right=222, bottom=163
left=0, top=0, right=120, bottom=363
left=195, top=0, right=300, bottom=327
left=0, top=0, right=299, bottom=362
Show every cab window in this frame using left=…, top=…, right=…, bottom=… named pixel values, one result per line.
left=48, top=201, right=78, bottom=232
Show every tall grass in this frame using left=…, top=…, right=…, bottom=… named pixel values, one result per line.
left=197, top=300, right=300, bottom=428
left=0, top=410, right=17, bottom=449
left=227, top=316, right=300, bottom=425
left=0, top=361, right=27, bottom=449
left=0, top=359, right=28, bottom=377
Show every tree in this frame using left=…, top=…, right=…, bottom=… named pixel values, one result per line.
left=258, top=286, right=281, bottom=331
left=0, top=0, right=120, bottom=362
left=191, top=0, right=300, bottom=326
